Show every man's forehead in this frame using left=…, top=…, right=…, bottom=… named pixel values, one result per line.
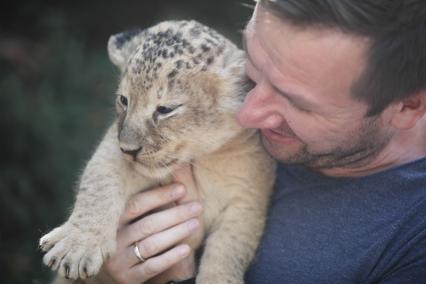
left=243, top=4, right=372, bottom=109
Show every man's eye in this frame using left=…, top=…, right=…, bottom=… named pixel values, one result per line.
left=247, top=78, right=256, bottom=90
left=156, top=106, right=174, bottom=114
left=288, top=100, right=309, bottom=113
left=119, top=95, right=128, bottom=107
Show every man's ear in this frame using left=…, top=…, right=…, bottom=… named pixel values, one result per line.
left=107, top=27, right=147, bottom=72
left=390, top=91, right=426, bottom=129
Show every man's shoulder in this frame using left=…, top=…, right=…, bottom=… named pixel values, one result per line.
left=246, top=158, right=426, bottom=284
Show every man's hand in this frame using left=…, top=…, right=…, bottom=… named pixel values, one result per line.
left=103, top=165, right=202, bottom=284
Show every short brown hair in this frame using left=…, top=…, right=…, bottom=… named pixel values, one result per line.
left=260, top=0, right=426, bottom=116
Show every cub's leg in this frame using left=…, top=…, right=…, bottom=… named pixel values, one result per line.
left=196, top=198, right=270, bottom=284
left=194, top=133, right=275, bottom=284
left=39, top=125, right=137, bottom=280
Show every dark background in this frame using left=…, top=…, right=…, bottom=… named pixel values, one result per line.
left=0, top=1, right=253, bottom=283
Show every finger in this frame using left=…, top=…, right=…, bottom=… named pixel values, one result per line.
left=119, top=183, right=186, bottom=225
left=128, top=244, right=191, bottom=283
left=172, top=165, right=200, bottom=204
left=113, top=219, right=199, bottom=270
left=173, top=165, right=196, bottom=189
left=118, top=201, right=202, bottom=248
left=124, top=218, right=199, bottom=268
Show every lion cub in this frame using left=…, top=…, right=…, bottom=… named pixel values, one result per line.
left=40, top=20, right=275, bottom=284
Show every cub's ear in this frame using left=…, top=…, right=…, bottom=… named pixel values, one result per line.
left=220, top=47, right=253, bottom=102
left=220, top=46, right=245, bottom=78
left=107, top=28, right=147, bottom=72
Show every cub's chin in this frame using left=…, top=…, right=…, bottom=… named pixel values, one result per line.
left=129, top=155, right=183, bottom=180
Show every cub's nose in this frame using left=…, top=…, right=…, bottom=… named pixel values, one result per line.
left=120, top=146, right=142, bottom=160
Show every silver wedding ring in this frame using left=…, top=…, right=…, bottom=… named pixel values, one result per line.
left=133, top=242, right=146, bottom=263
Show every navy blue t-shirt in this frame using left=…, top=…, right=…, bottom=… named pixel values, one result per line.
left=245, top=158, right=426, bottom=283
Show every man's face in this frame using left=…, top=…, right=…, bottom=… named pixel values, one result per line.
left=238, top=5, right=393, bottom=170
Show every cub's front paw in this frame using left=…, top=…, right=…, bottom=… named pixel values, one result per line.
left=39, top=224, right=116, bottom=280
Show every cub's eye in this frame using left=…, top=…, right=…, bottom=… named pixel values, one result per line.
left=156, top=106, right=174, bottom=114
left=152, top=104, right=183, bottom=122
left=119, top=95, right=128, bottom=107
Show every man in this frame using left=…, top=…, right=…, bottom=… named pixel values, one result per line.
left=104, top=0, right=426, bottom=283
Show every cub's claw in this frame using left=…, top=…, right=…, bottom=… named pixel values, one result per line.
left=39, top=224, right=115, bottom=280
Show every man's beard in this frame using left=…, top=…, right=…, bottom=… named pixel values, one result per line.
left=271, top=115, right=393, bottom=169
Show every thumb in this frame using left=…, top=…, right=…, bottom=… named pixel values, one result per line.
left=172, top=164, right=201, bottom=204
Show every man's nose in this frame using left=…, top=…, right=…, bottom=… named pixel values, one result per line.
left=237, top=84, right=283, bottom=129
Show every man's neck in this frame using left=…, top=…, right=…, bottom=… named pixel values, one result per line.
left=317, top=118, right=426, bottom=177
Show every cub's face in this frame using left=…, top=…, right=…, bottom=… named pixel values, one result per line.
left=109, top=21, right=247, bottom=178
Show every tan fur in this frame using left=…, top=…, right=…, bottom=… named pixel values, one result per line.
left=40, top=20, right=276, bottom=284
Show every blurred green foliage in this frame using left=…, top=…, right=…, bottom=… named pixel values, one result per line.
left=0, top=15, right=116, bottom=284
left=0, top=1, right=253, bottom=282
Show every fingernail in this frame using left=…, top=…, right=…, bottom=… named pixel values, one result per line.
left=189, top=202, right=202, bottom=214
left=171, top=185, right=185, bottom=198
left=177, top=245, right=190, bottom=256
left=187, top=219, right=199, bottom=231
